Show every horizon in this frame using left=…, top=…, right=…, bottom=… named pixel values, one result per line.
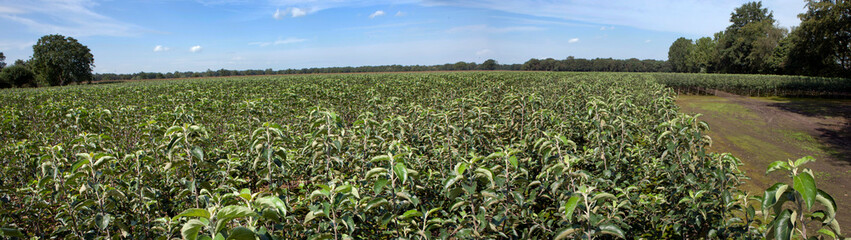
left=0, top=0, right=805, bottom=74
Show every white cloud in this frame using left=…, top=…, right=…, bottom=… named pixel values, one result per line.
left=273, top=8, right=285, bottom=19
left=369, top=10, right=385, bottom=19
left=249, top=37, right=307, bottom=47
left=447, top=24, right=545, bottom=34
left=568, top=38, right=580, bottom=44
left=644, top=39, right=652, bottom=43
left=600, top=26, right=615, bottom=31
left=291, top=7, right=307, bottom=17
left=190, top=45, right=203, bottom=53
left=423, top=0, right=805, bottom=35
left=153, top=45, right=170, bottom=52
left=395, top=11, right=406, bottom=17
left=0, top=0, right=142, bottom=37
left=273, top=7, right=308, bottom=19
left=476, top=49, right=493, bottom=55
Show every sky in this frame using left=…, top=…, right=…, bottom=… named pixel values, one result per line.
left=0, top=0, right=806, bottom=74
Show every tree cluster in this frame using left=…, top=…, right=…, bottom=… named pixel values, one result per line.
left=521, top=57, right=670, bottom=72
left=0, top=34, right=94, bottom=88
left=669, top=0, right=850, bottom=77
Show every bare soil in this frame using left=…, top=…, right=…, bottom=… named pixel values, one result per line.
left=676, top=91, right=851, bottom=231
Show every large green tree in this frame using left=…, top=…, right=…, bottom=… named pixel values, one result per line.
left=668, top=37, right=694, bottom=72
left=716, top=1, right=785, bottom=74
left=787, top=0, right=851, bottom=77
left=689, top=37, right=718, bottom=73
left=30, top=34, right=94, bottom=86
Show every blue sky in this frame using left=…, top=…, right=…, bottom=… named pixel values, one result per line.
left=0, top=0, right=805, bottom=73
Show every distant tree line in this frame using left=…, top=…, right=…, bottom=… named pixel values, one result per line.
left=668, top=0, right=850, bottom=77
left=520, top=57, right=671, bottom=72
left=91, top=61, right=525, bottom=81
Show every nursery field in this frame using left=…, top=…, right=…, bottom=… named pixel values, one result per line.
left=0, top=72, right=844, bottom=239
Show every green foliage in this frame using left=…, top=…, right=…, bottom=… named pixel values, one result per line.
left=756, top=157, right=844, bottom=240
left=0, top=72, right=844, bottom=239
left=653, top=72, right=851, bottom=97
left=668, top=37, right=694, bottom=72
left=0, top=64, right=36, bottom=88
left=30, top=34, right=94, bottom=86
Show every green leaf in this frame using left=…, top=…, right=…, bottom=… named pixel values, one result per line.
left=508, top=156, right=518, bottom=168
left=766, top=161, right=790, bottom=174
left=768, top=209, right=793, bottom=240
left=394, top=162, right=408, bottom=184
left=71, top=157, right=90, bottom=172
left=95, top=213, right=112, bottom=230
left=255, top=196, right=287, bottom=217
left=215, top=205, right=258, bottom=233
left=365, top=167, right=388, bottom=179
left=454, top=162, right=468, bottom=176
left=793, top=156, right=815, bottom=168
left=175, top=208, right=212, bottom=221
left=793, top=171, right=817, bottom=209
left=399, top=209, right=422, bottom=220
left=216, top=205, right=257, bottom=220
left=554, top=228, right=578, bottom=240
left=817, top=228, right=836, bottom=239
left=366, top=198, right=389, bottom=212
left=592, top=193, right=616, bottom=203
left=226, top=227, right=256, bottom=240
left=191, top=146, right=204, bottom=162
left=474, top=167, right=494, bottom=188
left=564, top=196, right=580, bottom=221
left=181, top=219, right=206, bottom=240
left=595, top=224, right=625, bottom=238
left=762, top=183, right=789, bottom=212
left=815, top=189, right=837, bottom=224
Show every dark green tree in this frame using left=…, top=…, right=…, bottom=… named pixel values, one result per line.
left=481, top=59, right=497, bottom=70
left=0, top=64, right=36, bottom=88
left=30, top=34, right=95, bottom=86
left=668, top=37, right=694, bottom=72
left=787, top=0, right=850, bottom=76
left=716, top=1, right=785, bottom=74
left=689, top=37, right=718, bottom=73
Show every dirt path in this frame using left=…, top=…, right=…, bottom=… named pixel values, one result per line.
left=676, top=92, right=851, bottom=231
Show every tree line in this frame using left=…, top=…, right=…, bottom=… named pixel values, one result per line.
left=668, top=0, right=850, bottom=77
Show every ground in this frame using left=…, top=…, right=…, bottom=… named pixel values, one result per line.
left=676, top=92, right=851, bottom=231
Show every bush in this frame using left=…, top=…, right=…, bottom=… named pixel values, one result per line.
left=0, top=65, right=36, bottom=88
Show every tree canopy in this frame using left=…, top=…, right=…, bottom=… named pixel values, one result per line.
left=668, top=0, right=849, bottom=77
left=30, top=34, right=94, bottom=86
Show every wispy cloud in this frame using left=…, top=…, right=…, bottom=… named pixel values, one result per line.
left=423, top=0, right=804, bottom=35
left=369, top=10, right=385, bottom=19
left=395, top=11, right=406, bottom=17
left=599, top=26, right=615, bottom=31
left=568, top=38, right=579, bottom=44
left=249, top=37, right=307, bottom=47
left=273, top=7, right=308, bottom=19
left=153, top=45, right=170, bottom=52
left=0, top=0, right=142, bottom=37
left=190, top=45, right=203, bottom=53
left=447, top=24, right=544, bottom=34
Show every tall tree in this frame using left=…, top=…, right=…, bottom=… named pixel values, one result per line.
left=787, top=0, right=851, bottom=77
left=30, top=34, right=94, bottom=86
left=668, top=37, right=694, bottom=72
left=717, top=1, right=784, bottom=73
left=690, top=37, right=718, bottom=73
